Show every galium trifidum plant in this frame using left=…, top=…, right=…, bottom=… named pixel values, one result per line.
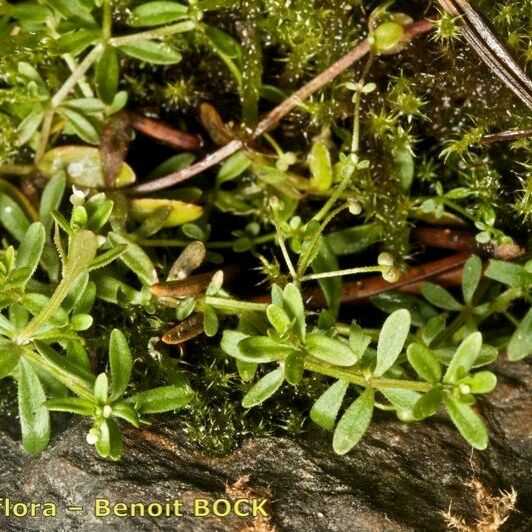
left=0, top=0, right=530, bottom=459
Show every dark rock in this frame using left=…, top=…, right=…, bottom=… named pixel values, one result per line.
left=0, top=360, right=530, bottom=532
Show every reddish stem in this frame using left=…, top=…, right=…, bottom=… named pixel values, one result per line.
left=127, top=19, right=434, bottom=195
left=128, top=112, right=201, bottom=151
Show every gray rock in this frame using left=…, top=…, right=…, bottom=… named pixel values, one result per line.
left=0, top=360, right=530, bottom=531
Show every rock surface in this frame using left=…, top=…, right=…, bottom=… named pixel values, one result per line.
left=0, top=360, right=530, bottom=532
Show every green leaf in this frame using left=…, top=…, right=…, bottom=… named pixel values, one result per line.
left=266, top=304, right=292, bottom=333
left=393, top=148, right=414, bottom=192
left=11, top=2, right=53, bottom=24
left=306, top=334, right=357, bottom=367
left=445, top=398, right=488, bottom=450
left=444, top=332, right=483, bottom=384
left=203, top=305, right=219, bottom=337
left=205, top=25, right=241, bottom=58
left=310, top=379, right=349, bottom=431
left=236, top=359, right=257, bottom=382
left=18, top=359, right=50, bottom=454
left=326, top=223, right=382, bottom=256
left=108, top=232, right=158, bottom=285
left=71, top=313, right=93, bottom=331
left=127, top=1, right=188, bottom=26
left=88, top=244, right=127, bottom=271
left=112, top=403, right=141, bottom=427
left=406, top=343, right=442, bottom=384
left=216, top=151, right=251, bottom=184
left=106, top=418, right=124, bottom=461
left=507, top=308, right=532, bottom=361
left=284, top=351, right=304, bottom=385
left=64, top=230, right=99, bottom=280
left=413, top=386, right=443, bottom=419
left=349, top=321, right=371, bottom=361
left=332, top=388, right=374, bottom=455
left=119, top=40, right=183, bottom=65
left=95, top=419, right=111, bottom=458
left=109, top=329, right=132, bottom=401
left=94, top=373, right=109, bottom=404
left=421, top=282, right=463, bottom=311
left=96, top=46, right=119, bottom=104
left=485, top=260, right=532, bottom=287
left=374, top=309, right=411, bottom=376
left=176, top=297, right=196, bottom=321
left=15, top=222, right=45, bottom=285
left=17, top=107, right=44, bottom=146
left=131, top=384, right=194, bottom=413
left=371, top=291, right=438, bottom=327
left=54, top=29, right=99, bottom=55
left=44, top=397, right=94, bottom=416
left=309, top=141, right=333, bottom=191
left=0, top=348, right=20, bottom=379
left=0, top=193, right=31, bottom=241
left=462, top=255, right=482, bottom=305
left=60, top=108, right=99, bottom=144
left=63, top=98, right=106, bottom=115
left=238, top=336, right=293, bottom=361
left=311, top=238, right=341, bottom=317
left=66, top=340, right=91, bottom=371
left=283, top=283, right=306, bottom=341
left=39, top=172, right=66, bottom=234
left=242, top=367, right=284, bottom=408
left=467, top=371, right=497, bottom=394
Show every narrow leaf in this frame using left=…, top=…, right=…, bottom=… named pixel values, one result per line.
left=109, top=329, right=132, bottom=401
left=306, top=334, right=357, bottom=367
left=375, top=309, right=411, bottom=376
left=445, top=398, right=488, bottom=450
left=332, top=388, right=374, bottom=455
left=444, top=332, right=483, bottom=384
left=310, top=379, right=349, bottom=431
left=406, top=343, right=442, bottom=384
left=18, top=359, right=50, bottom=454
left=242, top=367, right=284, bottom=408
left=507, top=308, right=532, bottom=361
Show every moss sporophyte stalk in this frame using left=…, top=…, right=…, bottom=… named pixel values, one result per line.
left=0, top=0, right=530, bottom=461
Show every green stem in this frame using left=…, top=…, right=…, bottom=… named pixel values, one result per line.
left=0, top=164, right=33, bottom=176
left=22, top=347, right=94, bottom=400
left=304, top=358, right=432, bottom=392
left=51, top=44, right=104, bottom=108
left=301, top=265, right=383, bottom=282
left=35, top=109, right=54, bottom=163
left=18, top=274, right=79, bottom=342
left=442, top=198, right=477, bottom=224
left=297, top=203, right=349, bottom=277
left=102, top=0, right=112, bottom=41
left=204, top=296, right=268, bottom=313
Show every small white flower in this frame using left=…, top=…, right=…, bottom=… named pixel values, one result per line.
left=69, top=186, right=88, bottom=207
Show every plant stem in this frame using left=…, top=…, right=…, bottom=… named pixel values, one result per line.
left=304, top=358, right=432, bottom=392
left=18, top=274, right=79, bottom=342
left=204, top=296, right=268, bottom=313
left=297, top=203, right=349, bottom=277
left=0, top=164, right=33, bottom=176
left=301, top=265, right=384, bottom=282
left=127, top=19, right=434, bottom=194
left=102, top=0, right=112, bottom=41
left=34, top=109, right=54, bottom=163
left=51, top=44, right=104, bottom=108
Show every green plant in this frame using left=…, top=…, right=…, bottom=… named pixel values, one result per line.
left=0, top=1, right=530, bottom=461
